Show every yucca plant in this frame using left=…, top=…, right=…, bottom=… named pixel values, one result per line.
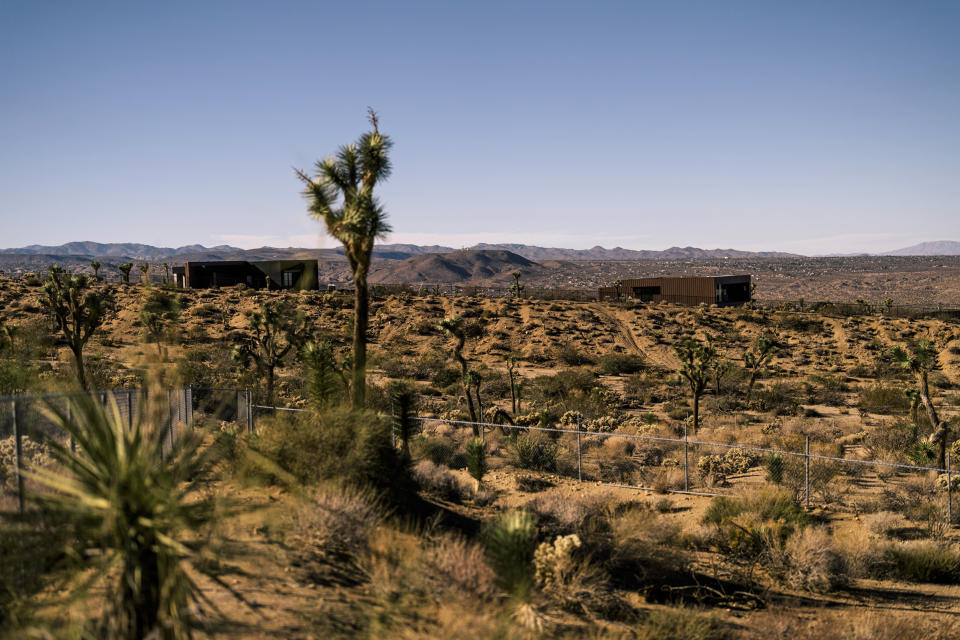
left=484, top=510, right=537, bottom=599
left=28, top=386, right=229, bottom=638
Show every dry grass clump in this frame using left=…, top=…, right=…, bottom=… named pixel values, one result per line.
left=634, top=608, right=731, bottom=640
left=863, top=510, right=906, bottom=537
left=753, top=609, right=960, bottom=640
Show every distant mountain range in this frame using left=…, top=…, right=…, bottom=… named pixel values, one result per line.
left=884, top=241, right=960, bottom=256
left=0, top=241, right=805, bottom=262
left=1, top=240, right=958, bottom=274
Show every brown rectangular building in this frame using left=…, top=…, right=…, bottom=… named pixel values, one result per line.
left=172, top=260, right=319, bottom=291
left=598, top=275, right=751, bottom=306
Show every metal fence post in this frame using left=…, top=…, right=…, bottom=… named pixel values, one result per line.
left=246, top=389, right=254, bottom=433
left=127, top=390, right=134, bottom=430
left=683, top=423, right=689, bottom=492
left=948, top=450, right=953, bottom=526
left=576, top=418, right=582, bottom=482
left=12, top=399, right=24, bottom=514
left=805, top=436, right=811, bottom=508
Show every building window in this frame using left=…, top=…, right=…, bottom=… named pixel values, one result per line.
left=632, top=286, right=660, bottom=302
left=281, top=271, right=296, bottom=289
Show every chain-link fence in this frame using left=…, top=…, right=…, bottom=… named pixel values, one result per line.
left=0, top=386, right=253, bottom=513
left=410, top=417, right=957, bottom=525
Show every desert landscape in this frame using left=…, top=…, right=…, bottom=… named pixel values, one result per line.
left=3, top=268, right=960, bottom=638
left=3, top=2, right=959, bottom=638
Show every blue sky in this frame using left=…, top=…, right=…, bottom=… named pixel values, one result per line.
left=1, top=1, right=957, bottom=254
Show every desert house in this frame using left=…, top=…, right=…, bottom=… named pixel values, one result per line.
left=598, top=275, right=751, bottom=306
left=172, top=260, right=319, bottom=290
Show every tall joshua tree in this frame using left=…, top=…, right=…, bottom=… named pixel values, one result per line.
left=139, top=262, right=150, bottom=286
left=892, top=340, right=947, bottom=468
left=90, top=260, right=101, bottom=281
left=297, top=109, right=392, bottom=408
left=118, top=262, right=133, bottom=284
left=674, top=338, right=717, bottom=433
left=41, top=267, right=115, bottom=389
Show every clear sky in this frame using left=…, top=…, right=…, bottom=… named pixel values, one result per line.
left=1, top=1, right=957, bottom=255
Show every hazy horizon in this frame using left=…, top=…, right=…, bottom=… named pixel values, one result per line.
left=2, top=2, right=957, bottom=255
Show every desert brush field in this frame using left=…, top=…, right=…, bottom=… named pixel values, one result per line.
left=2, top=275, right=960, bottom=639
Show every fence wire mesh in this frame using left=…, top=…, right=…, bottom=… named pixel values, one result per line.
left=0, top=387, right=232, bottom=513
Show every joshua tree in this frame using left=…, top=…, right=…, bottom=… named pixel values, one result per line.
left=712, top=355, right=732, bottom=397
left=390, top=381, right=417, bottom=458
left=510, top=271, right=525, bottom=299
left=140, top=288, right=180, bottom=355
left=884, top=298, right=894, bottom=314
left=90, top=260, right=101, bottom=281
left=611, top=279, right=623, bottom=302
left=905, top=387, right=921, bottom=427
left=297, top=109, right=392, bottom=409
left=891, top=340, right=947, bottom=468
left=506, top=353, right=520, bottom=415
left=232, top=300, right=308, bottom=404
left=439, top=314, right=479, bottom=432
left=118, top=262, right=133, bottom=284
left=162, top=262, right=171, bottom=285
left=41, top=267, right=115, bottom=389
left=139, top=262, right=151, bottom=286
left=744, top=333, right=779, bottom=403
left=673, top=338, right=717, bottom=433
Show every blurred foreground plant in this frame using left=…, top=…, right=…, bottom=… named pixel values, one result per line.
left=27, top=384, right=234, bottom=639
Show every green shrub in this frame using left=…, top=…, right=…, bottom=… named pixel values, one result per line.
left=412, top=435, right=454, bottom=467
left=766, top=453, right=784, bottom=484
left=756, top=383, right=802, bottom=416
left=243, top=407, right=412, bottom=500
left=859, top=384, right=911, bottom=415
left=513, top=433, right=559, bottom=472
left=483, top=510, right=537, bottom=598
left=597, top=353, right=645, bottom=376
left=555, top=342, right=595, bottom=366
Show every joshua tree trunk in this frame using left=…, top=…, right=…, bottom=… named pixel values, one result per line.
left=692, top=392, right=700, bottom=434
left=353, top=273, right=369, bottom=408
left=72, top=344, right=88, bottom=391
left=508, top=363, right=517, bottom=415
left=918, top=371, right=947, bottom=468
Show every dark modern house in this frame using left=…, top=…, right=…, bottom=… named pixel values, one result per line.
left=598, top=275, right=751, bottom=306
left=172, top=260, right=319, bottom=291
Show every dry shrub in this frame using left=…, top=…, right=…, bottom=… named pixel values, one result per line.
left=295, top=484, right=383, bottom=554
left=291, top=484, right=384, bottom=586
left=864, top=510, right=906, bottom=537
left=428, top=534, right=497, bottom=600
left=651, top=466, right=686, bottom=494
left=413, top=459, right=468, bottom=502
left=533, top=533, right=608, bottom=613
left=777, top=527, right=846, bottom=592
